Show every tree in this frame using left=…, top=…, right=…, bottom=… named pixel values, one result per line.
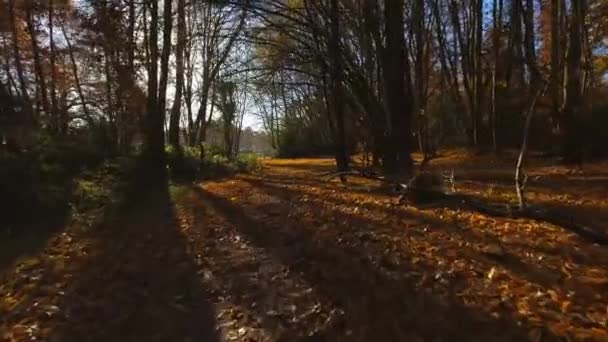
left=329, top=0, right=349, bottom=174
left=144, top=0, right=163, bottom=167
left=1, top=0, right=606, bottom=177
left=189, top=1, right=247, bottom=147
left=215, top=81, right=237, bottom=159
left=25, top=0, right=51, bottom=121
left=169, top=0, right=186, bottom=148
left=490, top=0, right=504, bottom=152
left=383, top=0, right=413, bottom=175
left=7, top=0, right=31, bottom=115
left=561, top=0, right=587, bottom=164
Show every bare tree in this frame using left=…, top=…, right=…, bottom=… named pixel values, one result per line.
left=190, top=1, right=247, bottom=147
left=25, top=0, right=50, bottom=119
left=329, top=0, right=349, bottom=174
left=7, top=0, right=31, bottom=110
left=560, top=0, right=587, bottom=164
left=60, top=22, right=91, bottom=124
left=169, top=0, right=186, bottom=148
left=490, top=0, right=504, bottom=153
left=383, top=0, right=413, bottom=174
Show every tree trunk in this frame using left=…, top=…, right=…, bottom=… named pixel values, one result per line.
left=223, top=120, right=234, bottom=160
left=536, top=0, right=563, bottom=150
left=472, top=0, right=483, bottom=147
left=329, top=0, right=349, bottom=175
left=145, top=0, right=164, bottom=169
left=413, top=0, right=429, bottom=157
left=48, top=0, right=59, bottom=134
left=560, top=0, right=585, bottom=164
left=103, top=44, right=115, bottom=150
left=25, top=0, right=50, bottom=120
left=507, top=0, right=525, bottom=88
left=198, top=86, right=216, bottom=147
left=128, top=0, right=136, bottom=71
left=8, top=0, right=31, bottom=110
left=194, top=77, right=209, bottom=145
left=169, top=0, right=185, bottom=148
left=157, top=0, right=173, bottom=131
left=61, top=23, right=91, bottom=124
left=1, top=37, right=18, bottom=96
left=183, top=8, right=195, bottom=146
left=516, top=82, right=548, bottom=209
left=491, top=0, right=504, bottom=153
left=523, top=0, right=540, bottom=90
left=382, top=0, right=413, bottom=175
left=448, top=0, right=475, bottom=147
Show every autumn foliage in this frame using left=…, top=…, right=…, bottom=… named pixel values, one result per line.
left=2, top=155, right=608, bottom=340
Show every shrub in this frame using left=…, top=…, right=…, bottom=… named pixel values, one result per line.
left=166, top=145, right=201, bottom=180
left=0, top=136, right=106, bottom=230
left=166, top=145, right=260, bottom=181
left=235, top=153, right=261, bottom=172
left=69, top=158, right=135, bottom=230
left=204, top=143, right=225, bottom=158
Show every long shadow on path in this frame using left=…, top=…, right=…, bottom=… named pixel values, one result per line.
left=45, top=179, right=220, bottom=341
left=191, top=184, right=547, bottom=341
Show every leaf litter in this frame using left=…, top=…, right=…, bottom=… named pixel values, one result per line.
left=1, top=155, right=607, bottom=341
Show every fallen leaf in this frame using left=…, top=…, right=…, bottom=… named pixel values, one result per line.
left=547, top=289, right=559, bottom=301
left=487, top=267, right=497, bottom=280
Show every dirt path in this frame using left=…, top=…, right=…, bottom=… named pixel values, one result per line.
left=2, top=158, right=608, bottom=341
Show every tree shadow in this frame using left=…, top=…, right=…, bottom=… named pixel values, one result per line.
left=241, top=172, right=396, bottom=199
left=280, top=163, right=608, bottom=247
left=239, top=177, right=573, bottom=287
left=174, top=197, right=327, bottom=340
left=1, top=171, right=83, bottom=276
left=235, top=175, right=608, bottom=327
left=263, top=161, right=336, bottom=175
left=443, top=169, right=608, bottom=235
left=0, top=219, right=67, bottom=275
left=443, top=190, right=608, bottom=245
left=6, top=174, right=222, bottom=341
left=189, top=184, right=553, bottom=341
left=449, top=168, right=608, bottom=190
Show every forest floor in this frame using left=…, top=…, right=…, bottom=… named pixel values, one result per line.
left=1, top=150, right=608, bottom=341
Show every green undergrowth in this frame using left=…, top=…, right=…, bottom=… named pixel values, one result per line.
left=0, top=142, right=136, bottom=270
left=68, top=157, right=136, bottom=230
left=166, top=145, right=261, bottom=181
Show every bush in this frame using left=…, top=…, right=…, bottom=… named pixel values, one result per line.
left=235, top=153, right=261, bottom=172
left=69, top=158, right=135, bottom=230
left=204, top=143, right=225, bottom=158
left=277, top=114, right=335, bottom=157
left=165, top=145, right=201, bottom=180
left=166, top=145, right=260, bottom=181
left=0, top=136, right=106, bottom=230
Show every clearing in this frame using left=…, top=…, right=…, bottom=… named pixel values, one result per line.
left=1, top=154, right=608, bottom=341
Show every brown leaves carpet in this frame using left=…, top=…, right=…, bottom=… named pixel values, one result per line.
left=2, top=155, right=608, bottom=341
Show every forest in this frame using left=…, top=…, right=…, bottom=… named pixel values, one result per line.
left=1, top=0, right=608, bottom=340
